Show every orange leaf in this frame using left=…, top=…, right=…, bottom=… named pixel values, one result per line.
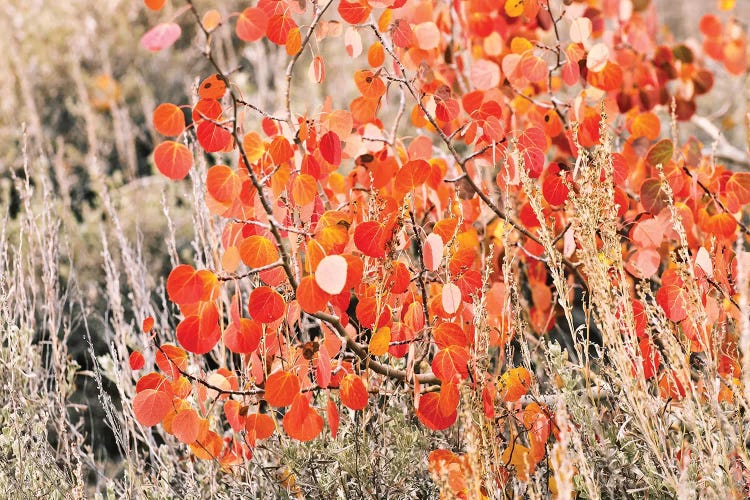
left=192, top=98, right=222, bottom=124
left=144, top=0, right=166, bottom=11
left=290, top=173, right=317, bottom=206
left=155, top=344, right=188, bottom=379
left=368, top=42, right=385, bottom=67
left=154, top=141, right=193, bottom=180
left=726, top=172, right=750, bottom=212
left=498, top=367, right=531, bottom=402
left=296, top=275, right=331, bottom=313
left=242, top=131, right=266, bottom=163
left=394, top=159, right=431, bottom=193
left=166, top=264, right=204, bottom=304
left=354, top=70, right=386, bottom=99
left=198, top=74, right=227, bottom=100
left=264, top=370, right=301, bottom=407
left=339, top=374, right=369, bottom=410
left=239, top=235, right=279, bottom=268
left=501, top=443, right=533, bottom=481
left=190, top=430, right=222, bottom=460
left=286, top=27, right=302, bottom=55
left=245, top=413, right=276, bottom=446
left=369, top=327, right=391, bottom=356
left=133, top=389, right=172, bottom=427
left=206, top=165, right=241, bottom=203
left=283, top=393, right=324, bottom=441
left=153, top=103, right=185, bottom=136
left=173, top=408, right=200, bottom=444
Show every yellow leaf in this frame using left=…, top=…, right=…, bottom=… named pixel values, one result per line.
left=504, top=0, right=524, bottom=18
left=369, top=327, right=391, bottom=356
left=501, top=442, right=532, bottom=481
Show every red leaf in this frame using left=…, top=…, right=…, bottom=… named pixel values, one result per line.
left=154, top=141, right=193, bottom=180
left=267, top=14, right=297, bottom=45
left=655, top=270, right=689, bottom=323
left=133, top=389, right=172, bottom=427
left=142, top=316, right=155, bottom=333
left=437, top=381, right=460, bottom=418
left=338, top=0, right=371, bottom=25
left=166, top=264, right=204, bottom=304
left=223, top=318, right=262, bottom=354
left=236, top=7, right=268, bottom=42
left=176, top=304, right=221, bottom=354
left=264, top=370, right=301, bottom=407
left=248, top=286, right=285, bottom=323
left=416, top=392, right=457, bottom=430
left=327, top=399, right=340, bottom=439
left=319, top=131, right=342, bottom=166
left=197, top=120, right=232, bottom=153
left=392, top=19, right=415, bottom=48
left=640, top=178, right=670, bottom=215
left=283, top=393, right=324, bottom=441
left=141, top=23, right=181, bottom=52
left=388, top=323, right=414, bottom=358
left=638, top=338, right=660, bottom=380
left=339, top=374, right=369, bottom=410
left=542, top=164, right=569, bottom=206
left=354, top=220, right=393, bottom=258
left=155, top=344, right=188, bottom=380
left=129, top=351, right=145, bottom=371
left=224, top=400, right=245, bottom=432
left=431, top=345, right=470, bottom=382
left=433, top=322, right=470, bottom=349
